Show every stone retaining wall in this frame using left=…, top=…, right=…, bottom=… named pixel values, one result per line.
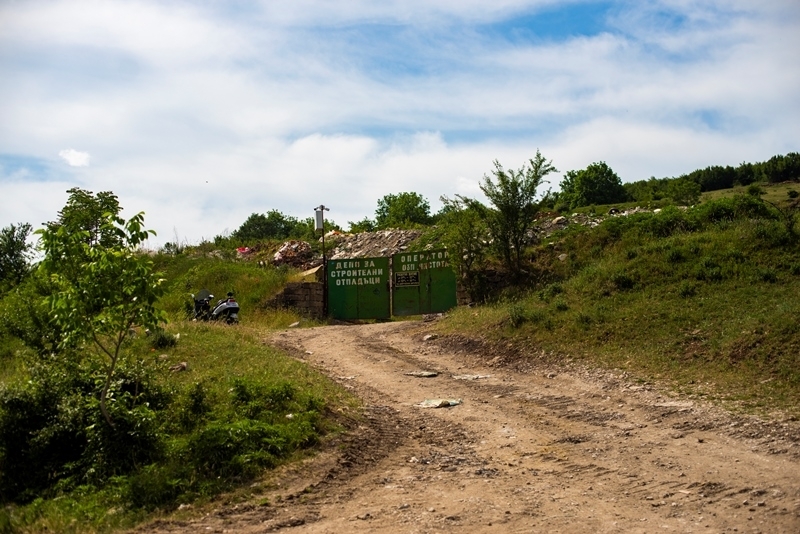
left=267, top=282, right=325, bottom=319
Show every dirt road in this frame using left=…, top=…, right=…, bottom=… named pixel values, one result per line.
left=144, top=321, right=800, bottom=533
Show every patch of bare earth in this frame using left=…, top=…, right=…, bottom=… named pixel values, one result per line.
left=136, top=321, right=800, bottom=533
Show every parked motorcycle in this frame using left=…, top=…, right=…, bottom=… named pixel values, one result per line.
left=191, top=289, right=240, bottom=324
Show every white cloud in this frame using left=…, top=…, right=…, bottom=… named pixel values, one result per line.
left=58, top=149, right=91, bottom=167
left=1, top=1, right=798, bottom=246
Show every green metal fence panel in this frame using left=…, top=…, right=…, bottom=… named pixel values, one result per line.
left=327, top=257, right=390, bottom=320
left=392, top=249, right=457, bottom=316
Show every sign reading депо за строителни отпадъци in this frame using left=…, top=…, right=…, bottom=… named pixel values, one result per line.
left=327, top=257, right=390, bottom=320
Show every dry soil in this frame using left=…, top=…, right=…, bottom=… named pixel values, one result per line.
left=138, top=320, right=800, bottom=533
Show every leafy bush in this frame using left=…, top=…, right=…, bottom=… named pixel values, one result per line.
left=508, top=302, right=528, bottom=328
left=576, top=313, right=593, bottom=329
left=694, top=257, right=724, bottom=282
left=538, top=283, right=564, bottom=302
left=640, top=206, right=692, bottom=238
left=610, top=272, right=636, bottom=291
left=0, top=358, right=169, bottom=502
left=665, top=247, right=686, bottom=264
left=150, top=327, right=178, bottom=349
left=750, top=220, right=791, bottom=248
left=678, top=281, right=697, bottom=298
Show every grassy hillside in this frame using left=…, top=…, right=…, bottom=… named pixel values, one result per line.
left=436, top=195, right=800, bottom=416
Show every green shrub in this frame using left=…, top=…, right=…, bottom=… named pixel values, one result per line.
left=665, top=247, right=685, bottom=263
left=0, top=358, right=169, bottom=502
left=508, top=302, right=528, bottom=328
left=642, top=206, right=691, bottom=238
left=537, top=283, right=563, bottom=302
left=150, top=328, right=178, bottom=349
left=177, top=382, right=212, bottom=431
left=751, top=220, right=791, bottom=248
left=576, top=313, right=593, bottom=329
left=126, top=462, right=192, bottom=510
left=188, top=420, right=298, bottom=478
left=693, top=257, right=725, bottom=282
left=610, top=272, right=636, bottom=291
left=678, top=281, right=697, bottom=298
left=757, top=268, right=778, bottom=283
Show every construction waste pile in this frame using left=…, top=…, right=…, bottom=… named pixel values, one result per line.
left=255, top=207, right=666, bottom=269
left=272, top=240, right=315, bottom=268
left=328, top=229, right=423, bottom=260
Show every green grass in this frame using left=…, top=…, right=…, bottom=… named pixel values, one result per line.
left=437, top=201, right=800, bottom=417
left=151, top=253, right=296, bottom=322
left=701, top=181, right=799, bottom=208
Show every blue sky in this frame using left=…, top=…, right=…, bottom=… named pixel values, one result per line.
left=1, top=0, right=798, bottom=245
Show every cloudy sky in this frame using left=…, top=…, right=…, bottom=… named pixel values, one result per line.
left=1, top=0, right=798, bottom=246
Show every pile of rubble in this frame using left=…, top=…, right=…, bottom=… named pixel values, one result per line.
left=273, top=240, right=314, bottom=268
left=531, top=206, right=665, bottom=240
left=328, top=229, right=423, bottom=259
left=262, top=208, right=669, bottom=267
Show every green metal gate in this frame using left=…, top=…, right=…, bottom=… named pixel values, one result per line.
left=327, top=257, right=390, bottom=320
left=392, top=249, right=457, bottom=316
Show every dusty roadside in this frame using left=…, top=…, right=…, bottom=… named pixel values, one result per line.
left=138, top=320, right=800, bottom=533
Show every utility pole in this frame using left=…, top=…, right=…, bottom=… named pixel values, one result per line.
left=314, top=205, right=330, bottom=317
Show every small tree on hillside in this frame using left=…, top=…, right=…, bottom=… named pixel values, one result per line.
left=233, top=210, right=300, bottom=241
left=479, top=150, right=557, bottom=275
left=0, top=222, right=33, bottom=292
left=437, top=195, right=490, bottom=301
left=52, top=187, right=122, bottom=247
left=375, top=192, right=432, bottom=229
left=667, top=177, right=702, bottom=206
left=560, top=161, right=627, bottom=209
left=348, top=217, right=376, bottom=233
left=38, top=211, right=166, bottom=427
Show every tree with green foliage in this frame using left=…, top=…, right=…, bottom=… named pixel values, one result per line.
left=0, top=222, right=33, bottom=292
left=479, top=150, right=557, bottom=274
left=233, top=210, right=300, bottom=241
left=559, top=161, right=628, bottom=209
left=375, top=192, right=432, bottom=229
left=51, top=187, right=121, bottom=247
left=437, top=195, right=490, bottom=301
left=37, top=211, right=166, bottom=427
left=685, top=165, right=737, bottom=192
left=348, top=216, right=376, bottom=233
left=760, top=152, right=800, bottom=183
left=667, top=177, right=702, bottom=206
left=624, top=176, right=671, bottom=203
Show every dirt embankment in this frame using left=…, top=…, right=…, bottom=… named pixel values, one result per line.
left=138, top=321, right=800, bottom=533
